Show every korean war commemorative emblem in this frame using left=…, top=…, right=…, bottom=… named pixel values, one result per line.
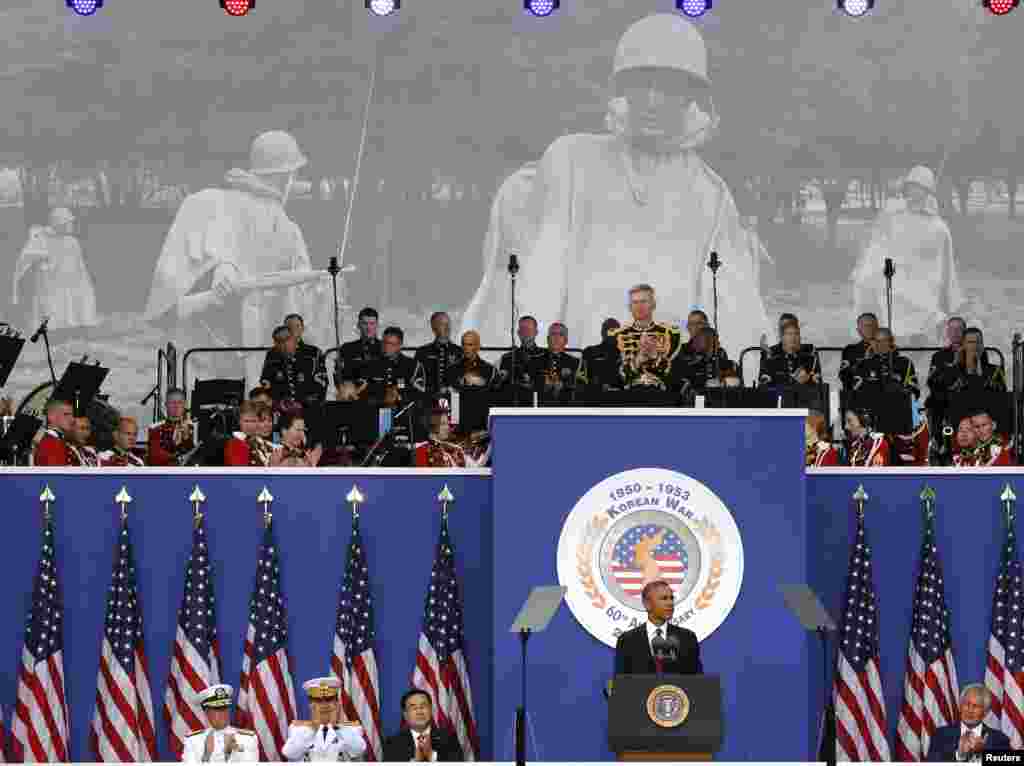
left=556, top=468, right=744, bottom=647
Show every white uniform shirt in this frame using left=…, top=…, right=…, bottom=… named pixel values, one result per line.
left=182, top=726, right=259, bottom=763
left=282, top=723, right=367, bottom=762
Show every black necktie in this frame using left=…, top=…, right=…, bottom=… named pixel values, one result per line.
left=654, top=628, right=664, bottom=673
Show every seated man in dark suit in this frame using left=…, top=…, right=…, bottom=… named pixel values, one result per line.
left=614, top=580, right=702, bottom=676
left=926, top=683, right=1010, bottom=761
left=382, top=689, right=463, bottom=762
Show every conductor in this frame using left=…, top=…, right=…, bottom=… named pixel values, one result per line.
left=614, top=580, right=702, bottom=675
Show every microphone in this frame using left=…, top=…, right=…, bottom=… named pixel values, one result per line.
left=507, top=253, right=520, bottom=276
left=883, top=258, right=895, bottom=279
left=30, top=317, right=50, bottom=343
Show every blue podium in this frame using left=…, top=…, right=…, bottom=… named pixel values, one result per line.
left=489, top=408, right=813, bottom=761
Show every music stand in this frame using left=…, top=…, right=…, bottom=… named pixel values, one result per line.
left=0, top=334, right=25, bottom=389
left=949, top=392, right=1014, bottom=436
left=191, top=378, right=245, bottom=443
left=52, top=362, right=108, bottom=416
left=0, top=413, right=42, bottom=464
left=318, top=402, right=380, bottom=449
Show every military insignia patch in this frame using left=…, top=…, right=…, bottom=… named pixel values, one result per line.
left=556, top=468, right=744, bottom=647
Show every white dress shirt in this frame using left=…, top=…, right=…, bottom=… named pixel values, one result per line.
left=409, top=727, right=438, bottom=762
left=957, top=722, right=985, bottom=762
left=646, top=621, right=669, bottom=656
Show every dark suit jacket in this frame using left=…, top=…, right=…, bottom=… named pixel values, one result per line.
left=382, top=727, right=463, bottom=762
left=613, top=623, right=702, bottom=676
left=926, top=723, right=1011, bottom=761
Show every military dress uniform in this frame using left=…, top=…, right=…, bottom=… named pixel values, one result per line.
left=499, top=344, right=548, bottom=391
left=978, top=435, right=1015, bottom=467
left=98, top=447, right=145, bottom=467
left=676, top=349, right=738, bottom=394
left=182, top=684, right=258, bottom=763
left=578, top=340, right=622, bottom=392
left=613, top=321, right=683, bottom=391
left=415, top=340, right=463, bottom=398
left=361, top=353, right=426, bottom=402
left=839, top=339, right=872, bottom=390
left=334, top=338, right=382, bottom=387
left=261, top=350, right=323, bottom=407
left=282, top=677, right=366, bottom=763
left=414, top=437, right=470, bottom=468
left=33, top=428, right=78, bottom=466
left=848, top=352, right=920, bottom=398
left=847, top=432, right=890, bottom=467
left=77, top=444, right=99, bottom=467
left=936, top=360, right=1007, bottom=397
left=766, top=341, right=817, bottom=360
left=223, top=432, right=275, bottom=467
left=146, top=417, right=196, bottom=466
left=758, top=349, right=820, bottom=387
left=541, top=350, right=580, bottom=402
left=446, top=356, right=498, bottom=390
left=297, top=339, right=327, bottom=399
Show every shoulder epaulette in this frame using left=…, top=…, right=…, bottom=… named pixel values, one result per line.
left=234, top=728, right=256, bottom=735
left=186, top=729, right=206, bottom=738
left=291, top=720, right=313, bottom=727
left=608, top=326, right=623, bottom=337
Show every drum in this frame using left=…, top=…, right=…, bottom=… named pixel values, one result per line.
left=16, top=381, right=120, bottom=450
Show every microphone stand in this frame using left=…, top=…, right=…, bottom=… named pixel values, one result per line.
left=707, top=252, right=722, bottom=382
left=508, top=254, right=520, bottom=407
left=883, top=257, right=895, bottom=334
left=360, top=398, right=417, bottom=467
left=40, top=326, right=57, bottom=387
left=817, top=626, right=837, bottom=766
left=328, top=255, right=342, bottom=354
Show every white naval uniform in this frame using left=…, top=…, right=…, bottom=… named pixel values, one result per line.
left=182, top=726, right=259, bottom=762
left=282, top=723, right=367, bottom=762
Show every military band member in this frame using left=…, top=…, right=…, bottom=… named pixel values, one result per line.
left=499, top=316, right=548, bottom=391
left=272, top=412, right=323, bottom=467
left=147, top=387, right=196, bottom=466
left=614, top=284, right=683, bottom=391
left=98, top=417, right=145, bottom=467
left=414, top=409, right=472, bottom=468
left=934, top=327, right=1007, bottom=398
left=972, top=410, right=1014, bottom=467
left=286, top=313, right=327, bottom=399
left=951, top=415, right=979, bottom=468
left=844, top=409, right=889, bottom=467
left=839, top=313, right=878, bottom=390
left=282, top=677, right=367, bottom=762
left=361, top=327, right=426, bottom=404
left=924, top=316, right=967, bottom=460
left=224, top=401, right=275, bottom=467
left=70, top=415, right=99, bottom=467
left=578, top=318, right=622, bottom=393
left=848, top=328, right=919, bottom=398
left=33, top=399, right=79, bottom=466
left=805, top=411, right=839, bottom=467
left=415, top=312, right=463, bottom=399
left=682, top=310, right=708, bottom=357
left=182, top=684, right=258, bottom=763
left=758, top=321, right=820, bottom=387
left=261, top=326, right=322, bottom=409
left=676, top=326, right=739, bottom=394
left=335, top=308, right=382, bottom=387
left=764, top=313, right=816, bottom=359
left=542, top=322, right=579, bottom=402
left=446, top=330, right=498, bottom=390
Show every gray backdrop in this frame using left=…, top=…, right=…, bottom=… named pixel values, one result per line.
left=1, top=0, right=1020, bottom=426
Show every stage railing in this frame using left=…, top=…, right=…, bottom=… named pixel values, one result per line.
left=181, top=346, right=271, bottom=397
left=737, top=344, right=1007, bottom=386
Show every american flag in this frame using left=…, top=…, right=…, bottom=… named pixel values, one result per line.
left=11, top=513, right=70, bottom=763
left=163, top=511, right=222, bottom=758
left=894, top=507, right=959, bottom=761
left=0, top=704, right=8, bottom=762
left=984, top=499, right=1024, bottom=747
left=90, top=514, right=158, bottom=762
left=611, top=525, right=687, bottom=596
left=331, top=514, right=382, bottom=760
left=411, top=513, right=478, bottom=761
left=237, top=520, right=297, bottom=761
left=833, top=508, right=891, bottom=761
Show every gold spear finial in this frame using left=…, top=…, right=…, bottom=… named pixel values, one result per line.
left=39, top=485, right=55, bottom=519
left=189, top=484, right=206, bottom=526
left=438, top=484, right=455, bottom=518
left=258, top=486, right=274, bottom=526
left=852, top=484, right=868, bottom=517
left=346, top=485, right=365, bottom=517
left=115, top=486, right=132, bottom=521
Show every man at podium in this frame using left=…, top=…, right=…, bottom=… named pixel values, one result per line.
left=614, top=580, right=702, bottom=675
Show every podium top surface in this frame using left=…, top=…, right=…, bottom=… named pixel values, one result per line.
left=489, top=407, right=809, bottom=418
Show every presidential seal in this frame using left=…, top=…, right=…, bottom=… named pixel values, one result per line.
left=646, top=685, right=690, bottom=728
left=556, top=468, right=744, bottom=647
